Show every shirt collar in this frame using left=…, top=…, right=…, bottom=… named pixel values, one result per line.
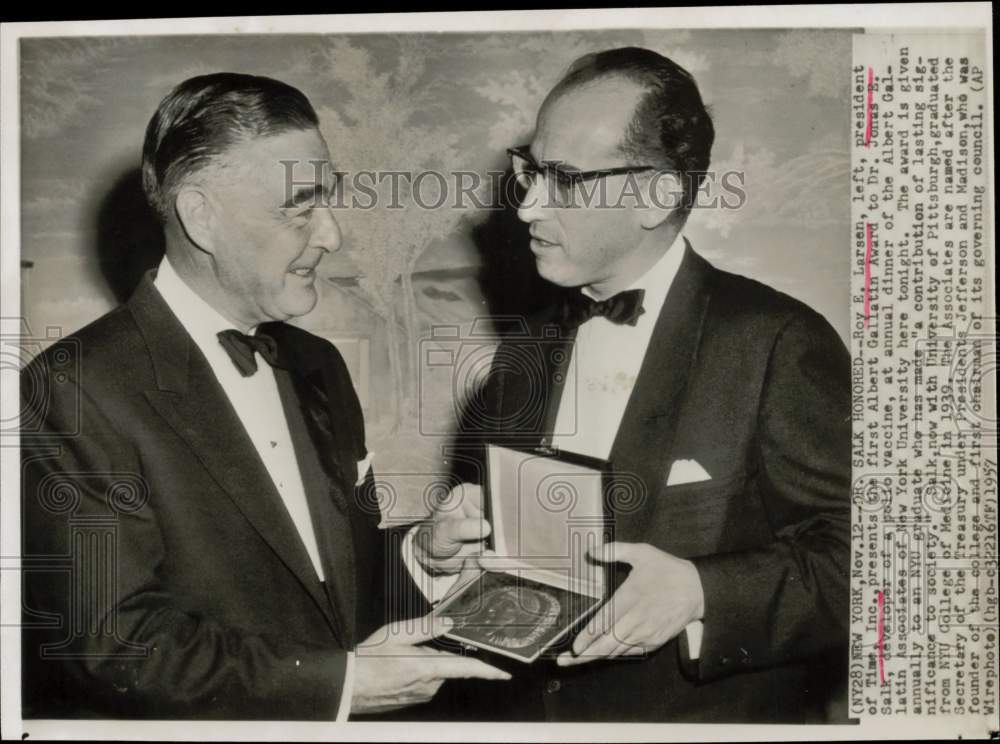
left=153, top=255, right=257, bottom=357
left=580, top=233, right=686, bottom=323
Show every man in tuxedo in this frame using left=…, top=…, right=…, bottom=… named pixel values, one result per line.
left=20, top=72, right=508, bottom=720
left=411, top=47, right=850, bottom=722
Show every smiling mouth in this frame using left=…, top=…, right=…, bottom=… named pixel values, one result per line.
left=530, top=235, right=559, bottom=248
left=288, top=267, right=317, bottom=278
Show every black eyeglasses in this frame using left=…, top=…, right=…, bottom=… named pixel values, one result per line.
left=507, top=145, right=657, bottom=208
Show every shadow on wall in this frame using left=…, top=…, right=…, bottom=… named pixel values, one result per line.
left=95, top=168, right=165, bottom=303
left=470, top=168, right=572, bottom=321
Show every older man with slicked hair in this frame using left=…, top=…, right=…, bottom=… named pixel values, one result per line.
left=21, top=72, right=508, bottom=721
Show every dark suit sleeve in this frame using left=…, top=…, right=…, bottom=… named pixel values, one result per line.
left=690, top=310, right=851, bottom=681
left=358, top=469, right=434, bottom=628
left=21, top=368, right=348, bottom=719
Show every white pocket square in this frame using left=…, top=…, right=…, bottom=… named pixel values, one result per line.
left=355, top=451, right=375, bottom=487
left=666, top=459, right=712, bottom=486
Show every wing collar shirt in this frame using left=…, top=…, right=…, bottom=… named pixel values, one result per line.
left=154, top=256, right=355, bottom=719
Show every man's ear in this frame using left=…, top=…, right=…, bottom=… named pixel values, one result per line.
left=173, top=187, right=217, bottom=253
left=638, top=172, right=683, bottom=230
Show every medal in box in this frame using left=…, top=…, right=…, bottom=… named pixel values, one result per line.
left=433, top=444, right=609, bottom=663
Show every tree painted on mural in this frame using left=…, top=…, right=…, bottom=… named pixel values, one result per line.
left=18, top=30, right=855, bottom=516
left=309, top=31, right=752, bottom=434
left=315, top=37, right=489, bottom=432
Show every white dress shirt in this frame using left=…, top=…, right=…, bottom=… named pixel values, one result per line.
left=404, top=236, right=703, bottom=658
left=153, top=257, right=354, bottom=719
left=550, top=238, right=684, bottom=457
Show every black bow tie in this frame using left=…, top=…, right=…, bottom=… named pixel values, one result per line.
left=561, top=288, right=646, bottom=329
left=217, top=329, right=282, bottom=377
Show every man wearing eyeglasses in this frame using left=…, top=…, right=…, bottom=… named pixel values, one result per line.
left=410, top=47, right=850, bottom=722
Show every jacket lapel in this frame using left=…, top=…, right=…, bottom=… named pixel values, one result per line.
left=539, top=324, right=578, bottom=445
left=495, top=313, right=578, bottom=447
left=492, top=245, right=715, bottom=541
left=260, top=323, right=360, bottom=499
left=127, top=275, right=342, bottom=640
left=263, top=324, right=361, bottom=645
left=608, top=244, right=714, bottom=540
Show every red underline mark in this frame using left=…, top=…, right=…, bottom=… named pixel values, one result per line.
left=864, top=223, right=874, bottom=327
left=865, top=67, right=874, bottom=147
left=876, top=589, right=887, bottom=684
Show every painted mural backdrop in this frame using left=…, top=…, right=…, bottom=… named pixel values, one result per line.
left=20, top=30, right=853, bottom=516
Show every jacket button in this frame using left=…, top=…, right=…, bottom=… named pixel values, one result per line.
left=546, top=679, right=562, bottom=693
left=720, top=656, right=731, bottom=666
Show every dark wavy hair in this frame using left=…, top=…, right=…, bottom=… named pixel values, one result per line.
left=547, top=47, right=715, bottom=218
left=141, top=72, right=319, bottom=221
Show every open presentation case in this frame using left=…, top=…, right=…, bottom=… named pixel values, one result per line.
left=433, top=444, right=610, bottom=663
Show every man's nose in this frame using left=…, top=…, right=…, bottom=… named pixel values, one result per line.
left=309, top=207, right=342, bottom=253
left=516, top=178, right=550, bottom=224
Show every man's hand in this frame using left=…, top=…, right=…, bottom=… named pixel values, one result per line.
left=412, top=483, right=490, bottom=575
left=351, top=614, right=511, bottom=715
left=557, top=542, right=704, bottom=666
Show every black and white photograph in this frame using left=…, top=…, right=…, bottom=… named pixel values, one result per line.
left=434, top=570, right=602, bottom=663
left=0, top=5, right=994, bottom=741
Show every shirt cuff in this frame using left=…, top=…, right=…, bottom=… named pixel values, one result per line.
left=401, top=526, right=459, bottom=604
left=685, top=620, right=704, bottom=660
left=336, top=651, right=355, bottom=721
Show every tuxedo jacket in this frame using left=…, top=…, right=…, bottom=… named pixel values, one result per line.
left=21, top=274, right=424, bottom=720
left=431, top=245, right=851, bottom=722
